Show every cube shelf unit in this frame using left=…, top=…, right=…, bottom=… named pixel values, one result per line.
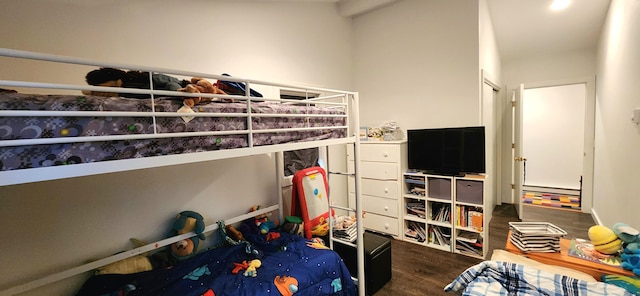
left=402, top=172, right=489, bottom=259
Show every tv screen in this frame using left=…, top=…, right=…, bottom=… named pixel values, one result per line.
left=407, top=126, right=485, bottom=175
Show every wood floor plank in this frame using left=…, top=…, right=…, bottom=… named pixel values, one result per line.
left=369, top=203, right=595, bottom=295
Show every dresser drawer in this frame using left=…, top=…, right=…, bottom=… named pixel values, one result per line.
left=348, top=178, right=399, bottom=199
left=349, top=193, right=399, bottom=216
left=360, top=144, right=401, bottom=163
left=362, top=212, right=399, bottom=236
left=349, top=161, right=398, bottom=180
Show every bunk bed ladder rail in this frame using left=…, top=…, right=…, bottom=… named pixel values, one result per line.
left=325, top=92, right=365, bottom=296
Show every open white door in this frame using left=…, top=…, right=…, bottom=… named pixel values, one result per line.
left=513, top=84, right=525, bottom=219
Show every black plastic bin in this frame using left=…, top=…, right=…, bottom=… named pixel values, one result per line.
left=333, top=231, right=392, bottom=295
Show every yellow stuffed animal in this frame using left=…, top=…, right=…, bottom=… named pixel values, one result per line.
left=588, top=225, right=623, bottom=255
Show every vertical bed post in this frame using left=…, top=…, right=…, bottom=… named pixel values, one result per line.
left=351, top=92, right=365, bottom=296
left=275, top=151, right=285, bottom=224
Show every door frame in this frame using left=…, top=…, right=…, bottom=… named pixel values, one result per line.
left=508, top=76, right=596, bottom=214
left=480, top=70, right=501, bottom=212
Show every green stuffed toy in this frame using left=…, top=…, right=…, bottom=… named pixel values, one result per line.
left=613, top=223, right=640, bottom=276
left=171, top=210, right=206, bottom=260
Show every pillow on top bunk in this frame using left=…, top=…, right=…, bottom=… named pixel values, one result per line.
left=490, top=249, right=597, bottom=282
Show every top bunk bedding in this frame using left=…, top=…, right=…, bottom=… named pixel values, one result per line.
left=0, top=48, right=358, bottom=186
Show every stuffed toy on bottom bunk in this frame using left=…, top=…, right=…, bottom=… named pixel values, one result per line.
left=75, top=231, right=356, bottom=296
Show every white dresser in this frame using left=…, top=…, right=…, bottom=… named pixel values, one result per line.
left=348, top=140, right=407, bottom=237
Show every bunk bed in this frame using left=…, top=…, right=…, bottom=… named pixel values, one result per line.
left=0, top=48, right=366, bottom=296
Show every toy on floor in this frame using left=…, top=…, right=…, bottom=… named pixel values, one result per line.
left=171, top=210, right=206, bottom=260
left=588, top=225, right=623, bottom=255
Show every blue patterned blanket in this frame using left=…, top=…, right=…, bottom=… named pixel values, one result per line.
left=445, top=261, right=633, bottom=295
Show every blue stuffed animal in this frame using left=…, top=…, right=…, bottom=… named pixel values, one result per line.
left=614, top=223, right=640, bottom=276
left=171, top=211, right=206, bottom=260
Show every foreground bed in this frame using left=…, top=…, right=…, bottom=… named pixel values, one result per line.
left=445, top=250, right=634, bottom=295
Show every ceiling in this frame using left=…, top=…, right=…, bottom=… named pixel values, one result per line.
left=298, top=0, right=612, bottom=62
left=486, top=0, right=611, bottom=62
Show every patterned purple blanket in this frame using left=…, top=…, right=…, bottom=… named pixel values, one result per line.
left=0, top=93, right=346, bottom=171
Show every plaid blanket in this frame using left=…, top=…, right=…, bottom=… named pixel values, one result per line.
left=445, top=261, right=633, bottom=296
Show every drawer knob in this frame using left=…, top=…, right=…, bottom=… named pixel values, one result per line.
left=384, top=188, right=389, bottom=193
left=384, top=224, right=389, bottom=229
left=384, top=206, right=389, bottom=211
left=383, top=152, right=388, bottom=157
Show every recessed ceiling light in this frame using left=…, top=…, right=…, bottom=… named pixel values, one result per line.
left=550, top=0, right=571, bottom=11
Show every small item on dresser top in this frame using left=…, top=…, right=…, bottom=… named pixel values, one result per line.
left=509, top=222, right=567, bottom=253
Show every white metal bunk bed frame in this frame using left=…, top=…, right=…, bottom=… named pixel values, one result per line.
left=0, top=48, right=366, bottom=296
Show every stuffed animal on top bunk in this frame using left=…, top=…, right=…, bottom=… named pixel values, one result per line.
left=83, top=67, right=190, bottom=99
left=170, top=210, right=207, bottom=260
left=176, top=77, right=232, bottom=107
left=613, top=223, right=640, bottom=276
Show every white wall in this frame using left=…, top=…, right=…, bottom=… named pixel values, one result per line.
left=352, top=0, right=481, bottom=131
left=0, top=1, right=353, bottom=295
left=479, top=0, right=501, bottom=84
left=594, top=0, right=640, bottom=228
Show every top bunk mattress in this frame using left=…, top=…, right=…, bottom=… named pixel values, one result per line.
left=0, top=91, right=347, bottom=172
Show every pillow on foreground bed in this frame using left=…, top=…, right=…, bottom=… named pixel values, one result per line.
left=491, top=249, right=597, bottom=282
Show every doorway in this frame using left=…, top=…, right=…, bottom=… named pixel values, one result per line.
left=521, top=84, right=585, bottom=209
left=508, top=77, right=596, bottom=217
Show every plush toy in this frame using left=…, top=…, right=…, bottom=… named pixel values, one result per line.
left=614, top=223, right=640, bottom=253
left=84, top=67, right=189, bottom=99
left=177, top=77, right=230, bottom=107
left=171, top=211, right=206, bottom=260
left=613, top=223, right=640, bottom=276
left=621, top=249, right=640, bottom=276
left=588, top=225, right=623, bottom=255
left=248, top=205, right=277, bottom=234
left=232, top=259, right=262, bottom=277
left=94, top=239, right=176, bottom=275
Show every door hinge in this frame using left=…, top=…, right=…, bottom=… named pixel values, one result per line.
left=511, top=101, right=516, bottom=107
left=511, top=184, right=515, bottom=189
left=512, top=143, right=515, bottom=149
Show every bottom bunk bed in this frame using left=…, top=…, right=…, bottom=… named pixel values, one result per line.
left=76, top=231, right=356, bottom=296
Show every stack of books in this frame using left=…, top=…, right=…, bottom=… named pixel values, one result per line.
left=332, top=215, right=357, bottom=242
left=509, top=222, right=567, bottom=253
left=405, top=221, right=427, bottom=242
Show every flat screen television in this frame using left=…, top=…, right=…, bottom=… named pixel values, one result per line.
left=407, top=126, right=485, bottom=175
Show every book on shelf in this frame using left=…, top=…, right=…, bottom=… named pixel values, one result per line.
left=456, top=240, right=482, bottom=256
left=406, top=221, right=426, bottom=242
left=469, top=211, right=483, bottom=231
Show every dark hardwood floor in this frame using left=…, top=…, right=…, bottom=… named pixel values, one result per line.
left=370, top=203, right=595, bottom=296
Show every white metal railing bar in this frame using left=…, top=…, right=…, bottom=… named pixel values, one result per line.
left=0, top=204, right=280, bottom=296
left=0, top=125, right=348, bottom=148
left=0, top=48, right=357, bottom=97
left=0, top=110, right=346, bottom=119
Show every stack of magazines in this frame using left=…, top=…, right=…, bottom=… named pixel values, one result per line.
left=332, top=215, right=357, bottom=242
left=509, top=222, right=567, bottom=252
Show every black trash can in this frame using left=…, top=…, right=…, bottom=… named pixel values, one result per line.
left=333, top=231, right=392, bottom=295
